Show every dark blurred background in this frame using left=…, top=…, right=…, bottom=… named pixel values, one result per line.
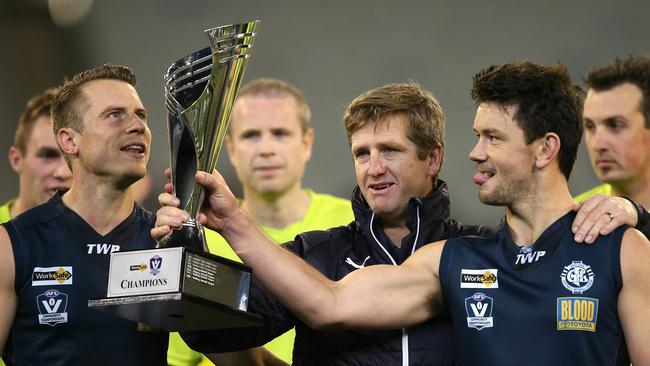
left=1, top=0, right=648, bottom=225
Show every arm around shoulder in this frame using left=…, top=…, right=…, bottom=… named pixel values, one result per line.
left=0, top=226, right=17, bottom=351
left=617, top=228, right=650, bottom=364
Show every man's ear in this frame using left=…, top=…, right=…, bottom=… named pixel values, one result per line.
left=57, top=128, right=79, bottom=156
left=302, top=128, right=315, bottom=163
left=534, top=132, right=561, bottom=170
left=427, top=145, right=444, bottom=178
left=225, top=134, right=236, bottom=166
left=8, top=146, right=22, bottom=174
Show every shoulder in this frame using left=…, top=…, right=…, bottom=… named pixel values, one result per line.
left=286, top=223, right=354, bottom=257
left=574, top=184, right=612, bottom=203
left=620, top=228, right=650, bottom=274
left=8, top=201, right=59, bottom=230
left=135, top=204, right=156, bottom=228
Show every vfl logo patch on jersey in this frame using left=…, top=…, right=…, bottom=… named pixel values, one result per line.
left=557, top=297, right=598, bottom=332
left=465, top=292, right=494, bottom=330
left=149, top=255, right=162, bottom=275
left=460, top=269, right=499, bottom=289
left=37, top=289, right=69, bottom=326
left=32, top=266, right=73, bottom=286
left=561, top=261, right=594, bottom=294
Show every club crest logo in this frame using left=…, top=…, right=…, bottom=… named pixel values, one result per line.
left=36, top=289, right=69, bottom=326
left=561, top=261, right=594, bottom=294
left=149, top=255, right=163, bottom=276
left=465, top=292, right=494, bottom=330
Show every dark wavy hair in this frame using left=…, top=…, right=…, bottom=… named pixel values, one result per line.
left=471, top=61, right=584, bottom=179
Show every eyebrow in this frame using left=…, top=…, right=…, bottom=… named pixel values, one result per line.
left=98, top=105, right=148, bottom=116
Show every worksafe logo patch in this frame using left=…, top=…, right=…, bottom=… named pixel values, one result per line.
left=460, top=269, right=499, bottom=289
left=557, top=297, right=598, bottom=332
left=32, top=266, right=73, bottom=286
left=465, top=292, right=494, bottom=330
left=37, top=289, right=69, bottom=326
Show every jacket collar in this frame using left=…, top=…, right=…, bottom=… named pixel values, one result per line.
left=350, top=180, right=452, bottom=264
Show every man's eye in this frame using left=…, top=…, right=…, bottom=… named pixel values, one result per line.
left=242, top=132, right=260, bottom=140
left=108, top=111, right=123, bottom=119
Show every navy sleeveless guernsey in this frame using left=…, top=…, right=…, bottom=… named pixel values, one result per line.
left=439, top=211, right=629, bottom=366
left=2, top=193, right=168, bottom=365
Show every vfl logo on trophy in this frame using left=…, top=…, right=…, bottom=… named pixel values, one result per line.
left=149, top=255, right=163, bottom=276
left=37, top=289, right=69, bottom=326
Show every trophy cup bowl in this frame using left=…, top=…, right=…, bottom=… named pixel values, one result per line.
left=88, top=21, right=263, bottom=332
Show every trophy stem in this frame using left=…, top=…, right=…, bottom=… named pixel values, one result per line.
left=157, top=218, right=207, bottom=252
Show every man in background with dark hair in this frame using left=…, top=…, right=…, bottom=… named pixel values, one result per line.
left=0, top=64, right=168, bottom=365
left=156, top=62, right=650, bottom=365
left=1, top=88, right=71, bottom=222
left=577, top=56, right=650, bottom=235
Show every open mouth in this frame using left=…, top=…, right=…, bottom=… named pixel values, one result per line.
left=121, top=144, right=146, bottom=156
left=368, top=182, right=394, bottom=192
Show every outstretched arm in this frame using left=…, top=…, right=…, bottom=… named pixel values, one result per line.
left=0, top=226, right=17, bottom=352
left=153, top=170, right=444, bottom=329
left=617, top=228, right=650, bottom=363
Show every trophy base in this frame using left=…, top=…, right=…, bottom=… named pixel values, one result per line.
left=88, top=247, right=263, bottom=332
left=89, top=292, right=262, bottom=331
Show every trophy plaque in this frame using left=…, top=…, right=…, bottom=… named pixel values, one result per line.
left=88, top=20, right=262, bottom=332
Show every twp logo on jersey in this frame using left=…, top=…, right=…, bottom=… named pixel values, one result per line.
left=515, top=247, right=546, bottom=265
left=37, top=289, right=69, bottom=326
left=557, top=297, right=598, bottom=332
left=32, top=266, right=73, bottom=286
left=460, top=269, right=499, bottom=289
left=86, top=243, right=121, bottom=255
left=465, top=292, right=494, bottom=330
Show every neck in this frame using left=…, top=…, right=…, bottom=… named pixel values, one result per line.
left=610, top=175, right=650, bottom=209
left=505, top=176, right=575, bottom=246
left=62, top=174, right=136, bottom=235
left=241, top=184, right=311, bottom=229
left=374, top=212, right=409, bottom=248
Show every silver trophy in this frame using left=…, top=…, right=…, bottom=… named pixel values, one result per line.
left=89, top=21, right=263, bottom=331
left=159, top=21, right=259, bottom=251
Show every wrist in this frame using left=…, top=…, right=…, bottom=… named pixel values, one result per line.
left=622, top=196, right=649, bottom=230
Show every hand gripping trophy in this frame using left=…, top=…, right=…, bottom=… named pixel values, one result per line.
left=89, top=21, right=262, bottom=332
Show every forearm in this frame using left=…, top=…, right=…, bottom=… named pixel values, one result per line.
left=218, top=211, right=341, bottom=328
